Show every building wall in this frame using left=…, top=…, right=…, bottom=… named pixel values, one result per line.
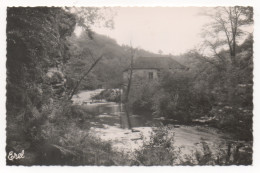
left=123, top=69, right=159, bottom=86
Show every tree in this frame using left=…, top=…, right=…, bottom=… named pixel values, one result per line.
left=195, top=7, right=254, bottom=107
left=202, top=6, right=253, bottom=66
left=66, top=7, right=115, bottom=38
left=123, top=45, right=136, bottom=129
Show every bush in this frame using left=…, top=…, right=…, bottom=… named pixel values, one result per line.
left=183, top=141, right=252, bottom=165
left=129, top=81, right=159, bottom=115
left=209, top=105, right=253, bottom=140
left=149, top=70, right=194, bottom=122
left=133, top=126, right=178, bottom=165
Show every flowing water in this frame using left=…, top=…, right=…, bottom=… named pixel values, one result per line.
left=82, top=102, right=155, bottom=128
left=73, top=90, right=236, bottom=154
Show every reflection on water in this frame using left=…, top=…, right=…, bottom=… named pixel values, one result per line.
left=82, top=102, right=154, bottom=128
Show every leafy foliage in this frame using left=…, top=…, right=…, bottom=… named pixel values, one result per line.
left=6, top=7, right=76, bottom=165
left=183, top=141, right=252, bottom=165
left=134, top=126, right=177, bottom=165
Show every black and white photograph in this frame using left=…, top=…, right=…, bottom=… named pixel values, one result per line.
left=1, top=0, right=259, bottom=170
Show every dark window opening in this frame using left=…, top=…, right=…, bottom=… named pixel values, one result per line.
left=149, top=72, right=153, bottom=80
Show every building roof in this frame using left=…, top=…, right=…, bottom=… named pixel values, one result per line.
left=124, top=56, right=187, bottom=71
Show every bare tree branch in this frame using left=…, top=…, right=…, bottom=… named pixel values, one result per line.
left=205, top=40, right=226, bottom=64
left=202, top=7, right=253, bottom=67
left=68, top=54, right=103, bottom=100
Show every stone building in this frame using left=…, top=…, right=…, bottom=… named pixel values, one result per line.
left=123, top=56, right=186, bottom=87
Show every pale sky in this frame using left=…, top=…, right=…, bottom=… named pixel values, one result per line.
left=91, top=7, right=209, bottom=55
left=74, top=7, right=253, bottom=55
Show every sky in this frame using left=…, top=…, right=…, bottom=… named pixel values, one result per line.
left=74, top=7, right=253, bottom=55
left=90, top=7, right=209, bottom=55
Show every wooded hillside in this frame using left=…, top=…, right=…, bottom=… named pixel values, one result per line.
left=65, top=30, right=164, bottom=90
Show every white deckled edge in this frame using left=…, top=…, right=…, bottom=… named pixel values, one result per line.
left=0, top=1, right=260, bottom=173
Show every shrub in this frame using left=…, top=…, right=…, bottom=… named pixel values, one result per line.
left=128, top=80, right=159, bottom=115
left=150, top=70, right=194, bottom=122
left=209, top=105, right=253, bottom=140
left=134, top=126, right=178, bottom=165
left=183, top=141, right=252, bottom=165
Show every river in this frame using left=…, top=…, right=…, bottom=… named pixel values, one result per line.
left=72, top=90, right=237, bottom=157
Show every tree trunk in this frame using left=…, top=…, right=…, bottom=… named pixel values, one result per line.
left=124, top=48, right=135, bottom=129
